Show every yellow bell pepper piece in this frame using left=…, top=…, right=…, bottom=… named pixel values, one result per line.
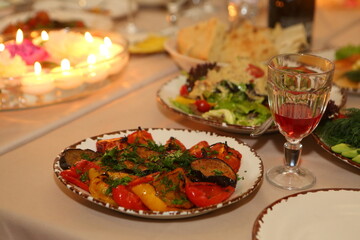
left=88, top=168, right=117, bottom=205
left=131, top=183, right=169, bottom=211
left=174, top=96, right=196, bottom=105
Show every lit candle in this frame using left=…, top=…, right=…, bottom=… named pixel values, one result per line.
left=52, top=58, right=84, bottom=89
left=5, top=29, right=49, bottom=65
left=21, top=61, right=54, bottom=95
left=16, top=29, right=23, bottom=44
left=84, top=32, right=94, bottom=43
left=81, top=54, right=109, bottom=83
left=41, top=30, right=49, bottom=41
left=99, top=37, right=125, bottom=75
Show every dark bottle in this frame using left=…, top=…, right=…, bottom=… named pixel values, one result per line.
left=268, top=0, right=316, bottom=45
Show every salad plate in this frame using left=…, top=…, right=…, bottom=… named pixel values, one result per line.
left=252, top=188, right=360, bottom=240
left=157, top=75, right=346, bottom=134
left=53, top=128, right=263, bottom=219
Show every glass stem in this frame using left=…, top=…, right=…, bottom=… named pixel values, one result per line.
left=126, top=0, right=137, bottom=34
left=284, top=142, right=302, bottom=168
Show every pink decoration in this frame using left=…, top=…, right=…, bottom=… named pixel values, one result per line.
left=6, top=39, right=49, bottom=65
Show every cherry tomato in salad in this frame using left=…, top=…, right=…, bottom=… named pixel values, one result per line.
left=185, top=182, right=235, bottom=207
left=127, top=129, right=154, bottom=144
left=180, top=84, right=189, bottom=96
left=112, top=185, right=148, bottom=210
left=246, top=64, right=264, bottom=78
left=195, top=99, right=212, bottom=112
left=189, top=141, right=210, bottom=158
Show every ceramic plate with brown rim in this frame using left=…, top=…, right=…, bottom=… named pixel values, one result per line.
left=157, top=75, right=346, bottom=135
left=252, top=188, right=360, bottom=240
left=53, top=128, right=263, bottom=219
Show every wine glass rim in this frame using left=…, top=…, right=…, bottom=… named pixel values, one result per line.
left=267, top=53, right=335, bottom=75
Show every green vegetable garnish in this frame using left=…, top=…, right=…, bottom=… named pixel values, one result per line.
left=316, top=108, right=360, bottom=148
left=343, top=70, right=360, bottom=82
left=335, top=45, right=360, bottom=60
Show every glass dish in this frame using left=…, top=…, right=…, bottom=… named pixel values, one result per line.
left=0, top=28, right=129, bottom=110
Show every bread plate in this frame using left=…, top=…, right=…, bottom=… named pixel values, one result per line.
left=164, top=37, right=222, bottom=72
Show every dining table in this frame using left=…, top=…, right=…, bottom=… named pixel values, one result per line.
left=0, top=0, right=359, bottom=239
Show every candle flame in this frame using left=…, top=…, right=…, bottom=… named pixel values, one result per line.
left=16, top=29, right=24, bottom=44
left=87, top=54, right=96, bottom=65
left=41, top=30, right=49, bottom=41
left=0, top=43, right=4, bottom=52
left=228, top=2, right=238, bottom=21
left=34, top=62, right=42, bottom=75
left=61, top=59, right=71, bottom=71
left=85, top=32, right=93, bottom=43
left=104, top=37, right=112, bottom=47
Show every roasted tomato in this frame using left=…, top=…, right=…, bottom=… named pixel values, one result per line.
left=189, top=141, right=210, bottom=158
left=96, top=137, right=128, bottom=153
left=185, top=182, right=235, bottom=207
left=127, top=129, right=154, bottom=144
left=165, top=137, right=186, bottom=152
left=208, top=143, right=242, bottom=172
left=112, top=185, right=148, bottom=210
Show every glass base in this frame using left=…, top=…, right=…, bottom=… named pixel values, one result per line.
left=266, top=166, right=316, bottom=190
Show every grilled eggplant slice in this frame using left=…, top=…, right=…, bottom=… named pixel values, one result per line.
left=152, top=168, right=193, bottom=209
left=191, top=158, right=237, bottom=187
left=59, top=149, right=100, bottom=170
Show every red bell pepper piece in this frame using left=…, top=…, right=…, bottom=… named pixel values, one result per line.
left=128, top=172, right=160, bottom=187
left=60, top=160, right=101, bottom=191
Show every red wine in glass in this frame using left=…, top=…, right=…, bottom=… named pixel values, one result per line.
left=275, top=103, right=322, bottom=140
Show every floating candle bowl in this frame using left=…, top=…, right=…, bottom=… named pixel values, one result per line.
left=0, top=29, right=129, bottom=110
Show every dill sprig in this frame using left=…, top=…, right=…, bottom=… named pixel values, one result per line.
left=317, top=108, right=360, bottom=148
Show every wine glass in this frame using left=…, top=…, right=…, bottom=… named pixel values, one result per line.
left=164, top=0, right=186, bottom=35
left=266, top=53, right=334, bottom=190
left=125, top=0, right=138, bottom=35
left=228, top=0, right=259, bottom=25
